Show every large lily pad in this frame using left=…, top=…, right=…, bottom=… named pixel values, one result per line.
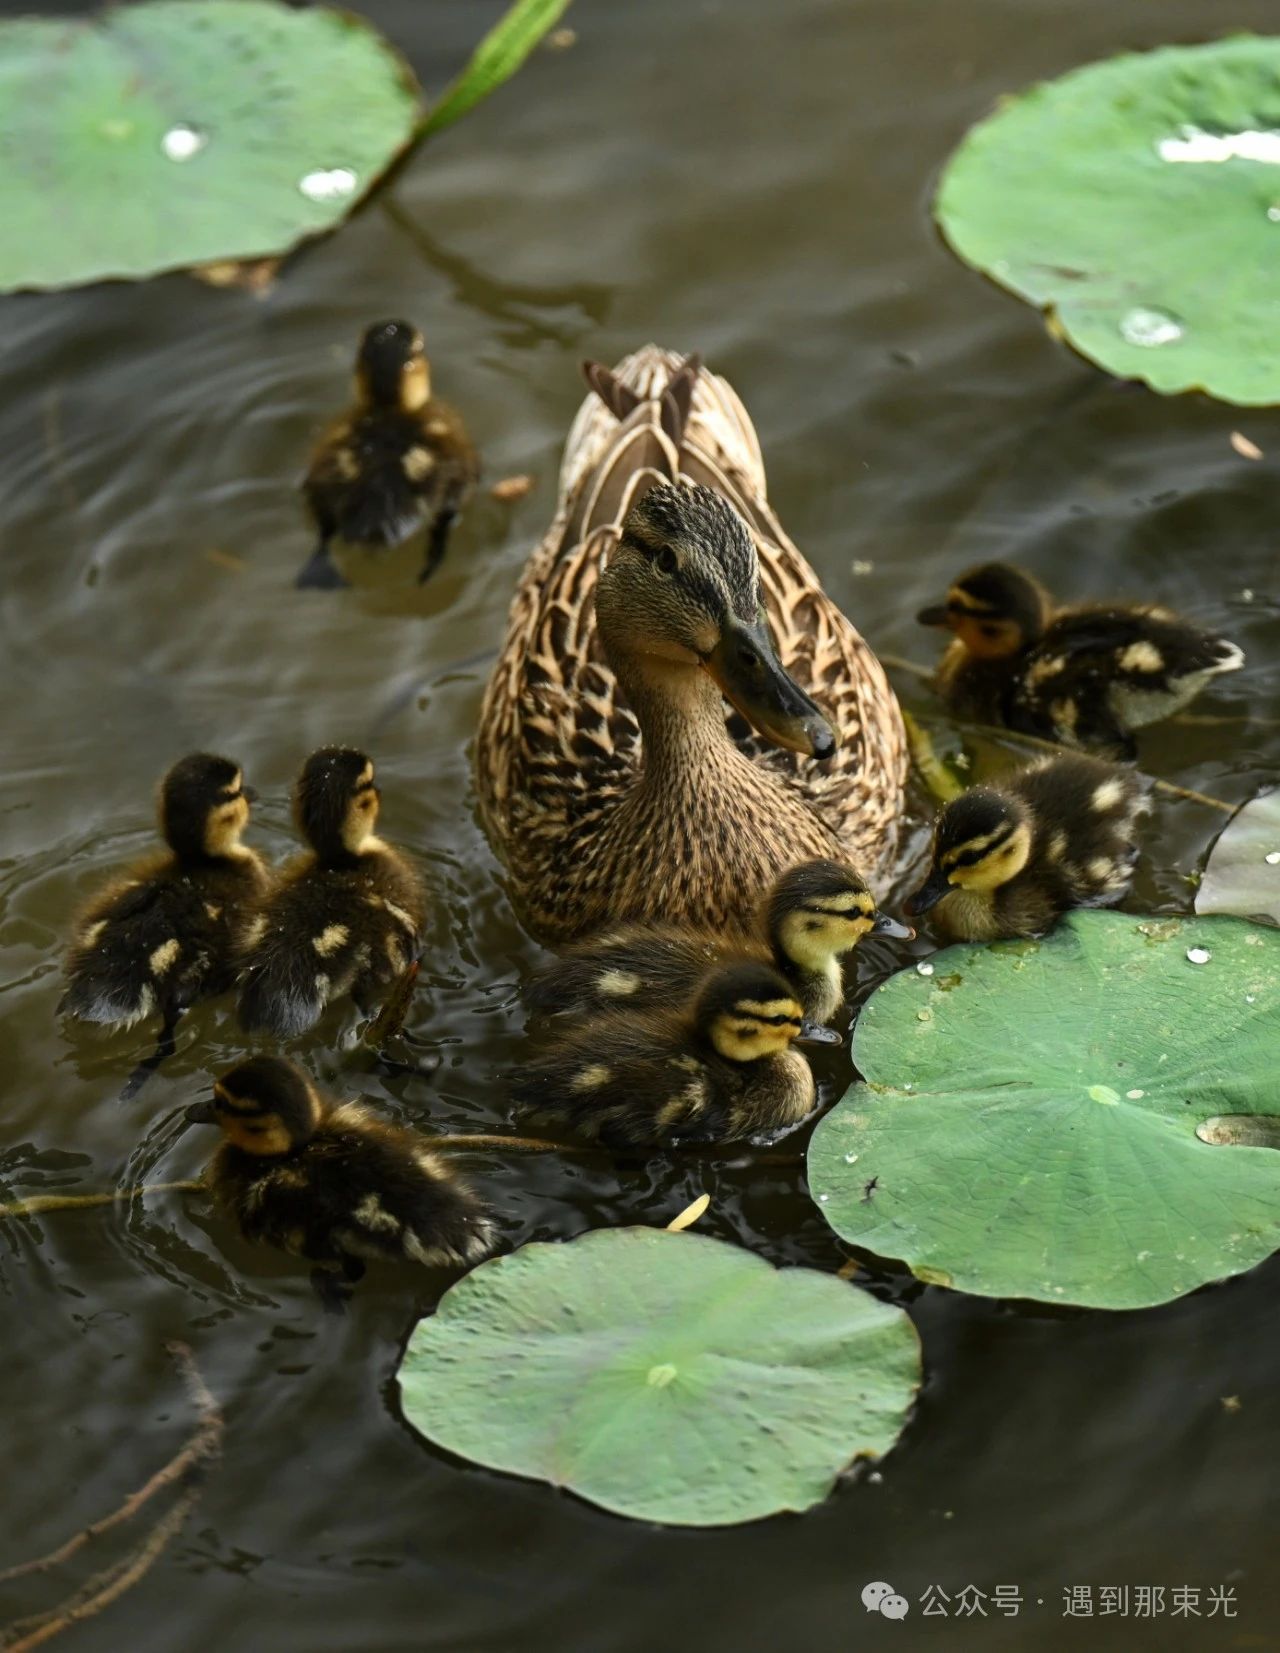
left=1197, top=790, right=1280, bottom=924
left=935, top=37, right=1280, bottom=404
left=0, top=0, right=422, bottom=292
left=397, top=1227, right=920, bottom=1526
left=808, top=912, right=1280, bottom=1309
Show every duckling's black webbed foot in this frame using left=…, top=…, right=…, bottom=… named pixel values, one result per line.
left=117, top=1012, right=181, bottom=1102
left=418, top=512, right=456, bottom=584
left=296, top=544, right=348, bottom=590
left=310, top=1265, right=357, bottom=1314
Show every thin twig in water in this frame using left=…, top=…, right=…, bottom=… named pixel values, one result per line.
left=3, top=1488, right=200, bottom=1653
left=41, top=388, right=80, bottom=516
left=0, top=1182, right=201, bottom=1220
left=428, top=1132, right=588, bottom=1155
left=885, top=667, right=1235, bottom=814
left=0, top=1345, right=221, bottom=1651
left=877, top=651, right=935, bottom=685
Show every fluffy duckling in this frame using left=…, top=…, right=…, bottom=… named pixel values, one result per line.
left=514, top=961, right=829, bottom=1148
left=905, top=754, right=1149, bottom=942
left=917, top=562, right=1244, bottom=759
left=187, top=1056, right=494, bottom=1305
left=524, top=859, right=912, bottom=1028
left=237, top=748, right=425, bottom=1038
left=62, top=753, right=267, bottom=1031
left=298, top=319, right=479, bottom=589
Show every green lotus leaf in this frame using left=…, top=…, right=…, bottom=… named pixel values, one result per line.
left=1197, top=790, right=1280, bottom=924
left=0, top=0, right=422, bottom=292
left=397, top=1227, right=921, bottom=1527
left=935, top=37, right=1280, bottom=404
left=808, top=912, right=1280, bottom=1309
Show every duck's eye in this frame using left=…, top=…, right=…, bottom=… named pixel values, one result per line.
left=979, top=624, right=1003, bottom=639
left=655, top=546, right=679, bottom=576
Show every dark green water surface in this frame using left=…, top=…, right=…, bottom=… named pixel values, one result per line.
left=1, top=1, right=1277, bottom=1648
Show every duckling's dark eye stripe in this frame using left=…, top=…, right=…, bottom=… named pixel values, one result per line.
left=944, top=830, right=1014, bottom=871
left=216, top=1097, right=267, bottom=1118
left=353, top=781, right=377, bottom=795
left=805, top=904, right=871, bottom=918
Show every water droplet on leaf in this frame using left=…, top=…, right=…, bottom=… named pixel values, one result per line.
left=161, top=124, right=206, bottom=162
left=1186, top=946, right=1212, bottom=965
left=1120, top=307, right=1183, bottom=347
left=1265, top=851, right=1280, bottom=865
left=916, top=961, right=935, bottom=977
left=298, top=166, right=358, bottom=202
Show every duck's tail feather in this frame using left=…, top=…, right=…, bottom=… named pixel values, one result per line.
left=237, top=954, right=330, bottom=1039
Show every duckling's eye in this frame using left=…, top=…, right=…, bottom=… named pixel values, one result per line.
left=655, top=546, right=679, bottom=576
left=979, top=624, right=1004, bottom=639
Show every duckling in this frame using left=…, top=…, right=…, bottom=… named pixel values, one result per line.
left=904, top=754, right=1149, bottom=942
left=298, top=319, right=479, bottom=590
left=514, top=961, right=829, bottom=1148
left=524, top=859, right=912, bottom=1028
left=187, top=1056, right=494, bottom=1306
left=917, top=561, right=1244, bottom=759
left=62, top=753, right=268, bottom=1033
left=237, top=747, right=425, bottom=1038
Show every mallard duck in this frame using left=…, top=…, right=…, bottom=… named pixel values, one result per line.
left=917, top=561, right=1244, bottom=759
left=61, top=753, right=268, bottom=1031
left=515, top=960, right=828, bottom=1148
left=297, top=319, right=479, bottom=590
left=237, top=747, right=425, bottom=1038
left=524, top=857, right=911, bottom=1027
left=905, top=754, right=1148, bottom=941
left=187, top=1056, right=494, bottom=1306
left=475, top=346, right=907, bottom=944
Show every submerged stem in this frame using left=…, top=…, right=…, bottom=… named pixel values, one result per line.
left=0, top=1181, right=202, bottom=1219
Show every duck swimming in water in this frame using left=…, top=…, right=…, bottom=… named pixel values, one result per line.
left=475, top=347, right=907, bottom=943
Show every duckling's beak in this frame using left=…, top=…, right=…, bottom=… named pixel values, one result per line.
left=904, top=868, right=952, bottom=917
left=705, top=616, right=838, bottom=760
left=241, top=785, right=259, bottom=804
left=872, top=910, right=915, bottom=940
left=796, top=1019, right=842, bottom=1047
left=916, top=603, right=950, bottom=628
left=184, top=1099, right=217, bottom=1125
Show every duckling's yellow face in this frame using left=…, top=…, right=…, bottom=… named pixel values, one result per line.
left=907, top=795, right=1033, bottom=917
left=941, top=822, right=1033, bottom=891
left=205, top=1075, right=323, bottom=1156
left=400, top=350, right=431, bottom=413
left=355, top=320, right=430, bottom=412
left=777, top=889, right=879, bottom=968
left=202, top=770, right=255, bottom=857
left=340, top=760, right=381, bottom=854
left=917, top=564, right=1049, bottom=659
left=708, top=993, right=805, bottom=1062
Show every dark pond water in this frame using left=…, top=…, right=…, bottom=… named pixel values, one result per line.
left=2, top=0, right=1278, bottom=1648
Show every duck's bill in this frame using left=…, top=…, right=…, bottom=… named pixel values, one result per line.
left=705, top=617, right=839, bottom=760
left=904, top=869, right=952, bottom=917
left=916, top=603, right=950, bottom=627
left=241, top=784, right=260, bottom=804
left=796, top=1019, right=843, bottom=1047
left=185, top=1099, right=217, bottom=1125
left=872, top=910, right=915, bottom=940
